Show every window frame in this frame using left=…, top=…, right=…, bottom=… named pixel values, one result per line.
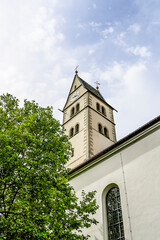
left=102, top=184, right=125, bottom=240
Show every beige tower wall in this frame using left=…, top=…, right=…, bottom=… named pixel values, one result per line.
left=90, top=93, right=115, bottom=123
left=87, top=93, right=116, bottom=158
left=63, top=75, right=117, bottom=169
left=65, top=107, right=89, bottom=169
left=91, top=110, right=115, bottom=142
left=63, top=85, right=87, bottom=118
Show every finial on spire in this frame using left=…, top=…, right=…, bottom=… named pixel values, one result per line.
left=95, top=81, right=100, bottom=90
left=75, top=65, right=79, bottom=74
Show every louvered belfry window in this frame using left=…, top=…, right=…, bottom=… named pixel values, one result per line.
left=106, top=187, right=125, bottom=240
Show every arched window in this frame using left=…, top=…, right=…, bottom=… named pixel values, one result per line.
left=102, top=106, right=106, bottom=116
left=106, top=187, right=125, bottom=240
left=96, top=103, right=100, bottom=111
left=71, top=107, right=75, bottom=117
left=75, top=124, right=79, bottom=134
left=104, top=127, right=109, bottom=138
left=76, top=103, right=80, bottom=113
left=70, top=128, right=74, bottom=138
left=98, top=123, right=102, bottom=133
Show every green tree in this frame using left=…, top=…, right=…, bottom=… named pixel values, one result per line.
left=0, top=93, right=98, bottom=240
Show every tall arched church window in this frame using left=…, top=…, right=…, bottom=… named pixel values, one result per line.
left=102, top=106, right=106, bottom=116
left=106, top=187, right=125, bottom=240
left=75, top=124, right=79, bottom=134
left=70, top=128, right=74, bottom=138
left=98, top=123, right=102, bottom=133
left=104, top=127, right=109, bottom=138
left=96, top=103, right=100, bottom=111
left=76, top=103, right=80, bottom=113
left=71, top=107, right=75, bottom=117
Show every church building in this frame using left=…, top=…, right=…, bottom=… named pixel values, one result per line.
left=63, top=71, right=160, bottom=240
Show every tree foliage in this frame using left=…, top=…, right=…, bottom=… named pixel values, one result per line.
left=0, top=94, right=98, bottom=240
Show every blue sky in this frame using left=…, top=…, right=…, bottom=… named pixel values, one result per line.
left=0, top=0, right=160, bottom=139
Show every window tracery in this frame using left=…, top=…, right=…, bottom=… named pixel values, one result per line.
left=98, top=124, right=109, bottom=138
left=106, top=187, right=125, bottom=240
left=69, top=124, right=80, bottom=138
left=70, top=103, right=80, bottom=118
left=96, top=102, right=106, bottom=116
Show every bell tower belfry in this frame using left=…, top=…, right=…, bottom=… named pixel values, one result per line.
left=63, top=71, right=117, bottom=169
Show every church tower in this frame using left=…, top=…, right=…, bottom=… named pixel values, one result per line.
left=63, top=71, right=117, bottom=169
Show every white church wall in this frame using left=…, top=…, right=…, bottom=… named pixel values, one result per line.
left=121, top=128, right=160, bottom=240
left=69, top=126, right=160, bottom=240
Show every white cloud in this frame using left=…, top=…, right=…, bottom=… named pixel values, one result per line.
left=0, top=0, right=159, bottom=140
left=89, top=61, right=152, bottom=139
left=88, top=49, right=95, bottom=55
left=0, top=2, right=67, bottom=115
left=21, top=7, right=64, bottom=53
left=127, top=45, right=151, bottom=57
left=89, top=21, right=102, bottom=28
left=114, top=32, right=151, bottom=58
left=113, top=32, right=127, bottom=47
left=128, top=23, right=141, bottom=34
left=93, top=3, right=97, bottom=9
left=79, top=61, right=154, bottom=140
left=98, top=63, right=124, bottom=83
left=93, top=61, right=147, bottom=92
left=102, top=27, right=114, bottom=38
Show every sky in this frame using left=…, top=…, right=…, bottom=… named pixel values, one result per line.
left=0, top=0, right=160, bottom=140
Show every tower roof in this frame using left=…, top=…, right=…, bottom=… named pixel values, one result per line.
left=77, top=75, right=117, bottom=111
left=77, top=76, right=106, bottom=103
left=63, top=73, right=117, bottom=111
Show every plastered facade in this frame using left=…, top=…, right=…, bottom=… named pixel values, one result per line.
left=69, top=122, right=160, bottom=240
